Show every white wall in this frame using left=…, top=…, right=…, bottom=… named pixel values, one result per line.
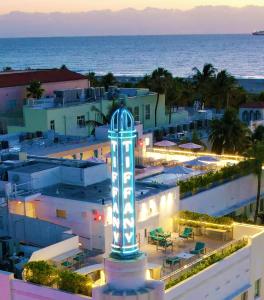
left=9, top=214, right=72, bottom=247
left=103, top=186, right=179, bottom=253
left=180, top=174, right=264, bottom=216
left=29, top=235, right=79, bottom=262
left=82, top=164, right=109, bottom=186
left=165, top=246, right=251, bottom=300
left=35, top=195, right=105, bottom=250
left=0, top=273, right=91, bottom=300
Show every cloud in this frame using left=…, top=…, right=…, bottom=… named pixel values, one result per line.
left=0, top=6, right=263, bottom=37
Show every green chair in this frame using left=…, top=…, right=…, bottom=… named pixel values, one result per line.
left=179, top=227, right=193, bottom=240
left=156, top=227, right=171, bottom=238
left=190, top=242, right=206, bottom=255
left=157, top=239, right=173, bottom=252
left=149, top=230, right=164, bottom=244
left=61, top=261, right=73, bottom=268
left=165, top=256, right=181, bottom=267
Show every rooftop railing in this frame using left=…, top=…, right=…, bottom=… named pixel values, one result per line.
left=163, top=237, right=248, bottom=290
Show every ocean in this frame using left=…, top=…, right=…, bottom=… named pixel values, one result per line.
left=0, top=34, right=264, bottom=78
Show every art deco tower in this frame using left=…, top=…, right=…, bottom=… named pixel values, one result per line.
left=93, top=107, right=164, bottom=300
left=108, top=107, right=138, bottom=259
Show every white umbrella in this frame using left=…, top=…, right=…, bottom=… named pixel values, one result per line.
left=154, top=140, right=177, bottom=147
left=179, top=142, right=203, bottom=150
left=197, top=155, right=219, bottom=162
left=184, top=159, right=207, bottom=167
left=165, top=165, right=194, bottom=174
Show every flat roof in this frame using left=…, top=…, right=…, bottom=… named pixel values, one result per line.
left=41, top=179, right=174, bottom=204
left=0, top=69, right=86, bottom=88
left=9, top=162, right=58, bottom=174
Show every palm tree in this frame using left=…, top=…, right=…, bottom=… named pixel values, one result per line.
left=101, top=72, right=117, bottom=90
left=247, top=142, right=264, bottom=223
left=253, top=125, right=264, bottom=142
left=86, top=101, right=121, bottom=134
left=192, top=63, right=217, bottom=107
left=212, top=70, right=237, bottom=110
left=86, top=72, right=99, bottom=87
left=26, top=80, right=44, bottom=99
left=209, top=109, right=251, bottom=154
left=150, top=68, right=173, bottom=127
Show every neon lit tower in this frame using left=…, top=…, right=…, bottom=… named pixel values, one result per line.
left=108, top=107, right=138, bottom=259
left=93, top=107, right=164, bottom=299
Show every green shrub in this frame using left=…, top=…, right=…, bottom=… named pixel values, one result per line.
left=24, top=261, right=58, bottom=287
left=179, top=211, right=233, bottom=225
left=58, top=270, right=92, bottom=296
left=24, top=261, right=93, bottom=297
left=179, top=159, right=255, bottom=196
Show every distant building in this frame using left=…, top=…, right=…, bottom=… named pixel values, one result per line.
left=239, top=102, right=264, bottom=130
left=7, top=86, right=206, bottom=136
left=0, top=68, right=89, bottom=134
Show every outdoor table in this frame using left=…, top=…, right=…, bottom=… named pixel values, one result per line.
left=176, top=252, right=195, bottom=260
left=176, top=252, right=196, bottom=265
left=174, top=237, right=186, bottom=248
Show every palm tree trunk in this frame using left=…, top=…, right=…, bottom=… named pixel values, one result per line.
left=154, top=93, right=160, bottom=127
left=169, top=104, right=172, bottom=125
left=254, top=172, right=262, bottom=224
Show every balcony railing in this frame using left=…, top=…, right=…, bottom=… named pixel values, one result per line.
left=163, top=237, right=248, bottom=290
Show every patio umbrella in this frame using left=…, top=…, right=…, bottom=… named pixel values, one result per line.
left=154, top=140, right=177, bottom=147
left=178, top=142, right=203, bottom=150
left=164, top=165, right=194, bottom=174
left=87, top=157, right=105, bottom=163
left=184, top=159, right=207, bottom=167
left=197, top=155, right=219, bottom=162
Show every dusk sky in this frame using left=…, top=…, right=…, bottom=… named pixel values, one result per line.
left=0, top=0, right=264, bottom=13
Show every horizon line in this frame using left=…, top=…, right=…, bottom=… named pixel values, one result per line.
left=0, top=33, right=253, bottom=39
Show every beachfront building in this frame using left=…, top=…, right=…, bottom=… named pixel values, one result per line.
left=0, top=121, right=152, bottom=162
left=0, top=68, right=89, bottom=134
left=7, top=87, right=203, bottom=136
left=239, top=102, right=264, bottom=130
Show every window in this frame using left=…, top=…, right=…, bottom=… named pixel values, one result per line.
left=255, top=279, right=261, bottom=298
left=77, top=115, right=85, bottom=128
left=50, top=120, right=55, bottom=131
left=241, top=291, right=248, bottom=300
left=145, top=104, right=150, bottom=120
left=56, top=209, right=67, bottom=219
left=134, top=106, right=139, bottom=121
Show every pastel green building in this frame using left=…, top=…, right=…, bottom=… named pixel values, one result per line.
left=8, top=87, right=189, bottom=136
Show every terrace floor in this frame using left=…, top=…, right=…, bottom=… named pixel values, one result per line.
left=140, top=233, right=231, bottom=277
left=73, top=234, right=232, bottom=279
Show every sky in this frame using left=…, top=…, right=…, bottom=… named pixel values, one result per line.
left=0, top=0, right=263, bottom=13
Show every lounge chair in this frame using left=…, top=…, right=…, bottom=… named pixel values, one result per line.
left=179, top=227, right=194, bottom=240
left=190, top=242, right=206, bottom=255
left=156, top=227, right=171, bottom=238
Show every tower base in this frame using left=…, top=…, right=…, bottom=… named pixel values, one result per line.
left=92, top=253, right=164, bottom=300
